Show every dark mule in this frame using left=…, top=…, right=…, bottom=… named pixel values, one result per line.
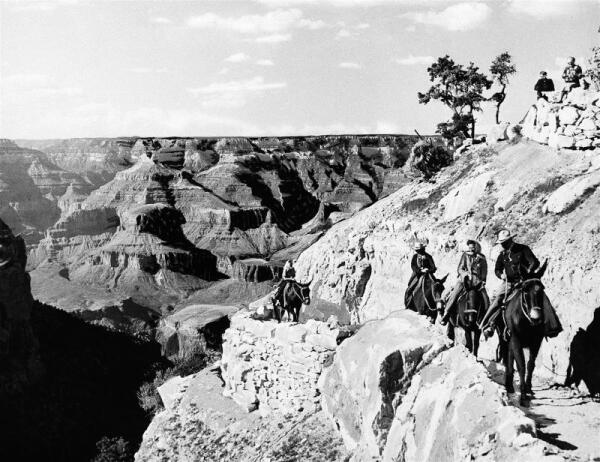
left=504, top=272, right=548, bottom=406
left=407, top=273, right=448, bottom=323
left=455, top=279, right=486, bottom=357
left=273, top=280, right=311, bottom=323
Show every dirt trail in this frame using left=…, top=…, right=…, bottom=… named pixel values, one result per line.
left=484, top=359, right=600, bottom=461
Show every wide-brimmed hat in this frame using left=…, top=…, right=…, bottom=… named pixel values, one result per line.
left=413, top=241, right=426, bottom=250
left=496, top=229, right=514, bottom=244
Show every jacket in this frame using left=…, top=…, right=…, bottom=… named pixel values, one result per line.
left=534, top=78, right=555, bottom=93
left=458, top=252, right=487, bottom=285
left=411, top=251, right=436, bottom=276
left=562, top=64, right=583, bottom=84
left=494, top=242, right=540, bottom=283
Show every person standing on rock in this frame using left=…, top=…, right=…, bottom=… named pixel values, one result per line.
left=534, top=71, right=555, bottom=101
left=404, top=242, right=436, bottom=310
left=479, top=229, right=541, bottom=338
left=559, top=57, right=583, bottom=102
left=440, top=239, right=488, bottom=326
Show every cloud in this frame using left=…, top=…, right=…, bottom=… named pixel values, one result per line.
left=256, top=59, right=275, bottom=66
left=7, top=0, right=78, bottom=12
left=188, top=76, right=287, bottom=109
left=256, top=0, right=443, bottom=6
left=357, top=23, right=370, bottom=29
left=1, top=73, right=82, bottom=99
left=225, top=52, right=250, bottom=63
left=128, top=67, right=169, bottom=73
left=150, top=17, right=172, bottom=25
left=506, top=0, right=578, bottom=18
left=394, top=54, right=434, bottom=65
left=339, top=62, right=361, bottom=69
left=252, top=33, right=292, bottom=43
left=186, top=8, right=325, bottom=35
left=400, top=2, right=492, bottom=31
left=336, top=29, right=353, bottom=38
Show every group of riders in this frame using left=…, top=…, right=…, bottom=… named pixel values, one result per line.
left=404, top=229, right=562, bottom=342
left=271, top=227, right=562, bottom=344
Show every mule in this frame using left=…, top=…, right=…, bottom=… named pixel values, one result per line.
left=504, top=277, right=547, bottom=406
left=455, top=279, right=486, bottom=357
left=273, top=280, right=311, bottom=323
left=406, top=273, right=448, bottom=324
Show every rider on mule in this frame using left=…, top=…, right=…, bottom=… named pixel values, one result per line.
left=272, top=259, right=296, bottom=308
left=441, top=239, right=489, bottom=326
left=479, top=229, right=541, bottom=338
left=404, top=242, right=437, bottom=309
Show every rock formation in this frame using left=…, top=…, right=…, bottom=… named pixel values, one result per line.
left=521, top=89, right=600, bottom=149
left=221, top=311, right=340, bottom=414
left=0, top=218, right=40, bottom=392
left=295, top=139, right=600, bottom=381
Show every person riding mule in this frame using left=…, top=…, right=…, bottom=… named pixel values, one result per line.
left=479, top=229, right=562, bottom=340
left=441, top=239, right=489, bottom=326
left=404, top=241, right=437, bottom=310
left=273, top=259, right=296, bottom=306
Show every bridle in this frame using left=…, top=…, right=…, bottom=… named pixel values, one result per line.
left=518, top=278, right=544, bottom=326
left=290, top=282, right=311, bottom=305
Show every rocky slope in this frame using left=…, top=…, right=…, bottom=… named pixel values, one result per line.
left=136, top=310, right=565, bottom=461
left=295, top=138, right=600, bottom=382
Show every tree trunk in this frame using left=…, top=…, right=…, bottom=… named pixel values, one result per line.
left=495, top=104, right=501, bottom=125
left=496, top=85, right=507, bottom=124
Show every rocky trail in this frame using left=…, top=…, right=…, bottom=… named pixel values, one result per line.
left=483, top=358, right=600, bottom=461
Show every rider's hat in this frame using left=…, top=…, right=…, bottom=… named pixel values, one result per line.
left=466, top=239, right=477, bottom=246
left=413, top=241, right=426, bottom=250
left=496, top=229, right=514, bottom=244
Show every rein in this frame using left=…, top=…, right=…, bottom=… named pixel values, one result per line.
left=421, top=274, right=440, bottom=312
left=511, top=278, right=543, bottom=326
left=290, top=282, right=309, bottom=304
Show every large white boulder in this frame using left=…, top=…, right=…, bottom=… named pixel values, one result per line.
left=543, top=170, right=600, bottom=214
left=558, top=106, right=580, bottom=125
left=487, top=122, right=510, bottom=142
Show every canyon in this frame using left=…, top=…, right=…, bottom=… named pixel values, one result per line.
left=2, top=91, right=600, bottom=462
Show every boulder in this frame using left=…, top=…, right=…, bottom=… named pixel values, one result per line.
left=579, top=118, right=597, bottom=131
left=559, top=106, right=580, bottom=125
left=318, top=310, right=450, bottom=457
left=438, top=170, right=494, bottom=221
left=486, top=123, right=510, bottom=142
left=157, top=375, right=188, bottom=411
left=381, top=347, right=549, bottom=462
left=543, top=170, right=600, bottom=214
left=576, top=138, right=593, bottom=149
left=548, top=133, right=575, bottom=149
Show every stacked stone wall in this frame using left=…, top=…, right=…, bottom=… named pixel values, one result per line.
left=221, top=312, right=339, bottom=415
left=522, top=89, right=600, bottom=149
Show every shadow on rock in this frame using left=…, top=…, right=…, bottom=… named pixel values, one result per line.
left=565, top=307, right=600, bottom=396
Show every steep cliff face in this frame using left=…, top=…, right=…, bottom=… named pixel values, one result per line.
left=296, top=139, right=600, bottom=377
left=0, top=218, right=41, bottom=393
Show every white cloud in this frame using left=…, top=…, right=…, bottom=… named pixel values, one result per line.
left=400, top=2, right=492, bottom=31
left=506, top=0, right=579, bottom=18
left=256, top=59, right=275, bottom=66
left=217, top=68, right=230, bottom=75
left=7, top=0, right=78, bottom=12
left=339, top=62, right=361, bottom=69
left=394, top=54, right=434, bottom=65
left=2, top=73, right=82, bottom=99
left=256, top=0, right=443, bottom=6
left=150, top=17, right=172, bottom=25
left=225, top=52, right=250, bottom=63
left=186, top=8, right=325, bottom=35
left=253, top=33, right=292, bottom=43
left=336, top=29, right=353, bottom=38
left=357, top=23, right=371, bottom=29
left=129, top=67, right=169, bottom=73
left=188, top=76, right=287, bottom=109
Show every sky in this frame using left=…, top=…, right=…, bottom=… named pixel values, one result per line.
left=0, top=0, right=598, bottom=138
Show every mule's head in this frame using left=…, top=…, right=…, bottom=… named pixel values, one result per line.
left=298, top=282, right=311, bottom=305
left=433, top=274, right=448, bottom=312
left=522, top=279, right=545, bottom=326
